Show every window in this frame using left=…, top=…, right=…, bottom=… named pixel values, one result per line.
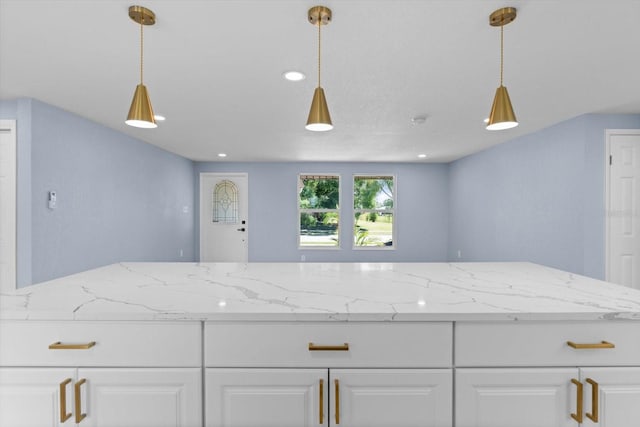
left=212, top=180, right=239, bottom=223
left=353, top=175, right=394, bottom=248
left=299, top=174, right=340, bottom=248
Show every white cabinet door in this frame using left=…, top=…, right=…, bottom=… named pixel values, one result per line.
left=205, top=368, right=327, bottom=427
left=330, top=369, right=452, bottom=427
left=0, top=368, right=76, bottom=427
left=580, top=367, right=640, bottom=427
left=205, top=368, right=452, bottom=427
left=79, top=368, right=201, bottom=427
left=456, top=368, right=577, bottom=427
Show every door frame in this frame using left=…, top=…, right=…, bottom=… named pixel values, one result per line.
left=199, top=172, right=249, bottom=262
left=604, top=129, right=640, bottom=282
left=0, top=120, right=17, bottom=293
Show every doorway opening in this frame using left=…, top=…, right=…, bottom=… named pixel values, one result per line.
left=606, top=129, right=640, bottom=289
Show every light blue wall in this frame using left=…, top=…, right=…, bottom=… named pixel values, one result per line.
left=2, top=99, right=196, bottom=286
left=4, top=96, right=638, bottom=285
left=448, top=113, right=640, bottom=278
left=194, top=162, right=450, bottom=262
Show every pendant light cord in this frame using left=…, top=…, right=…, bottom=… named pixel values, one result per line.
left=499, top=24, right=504, bottom=87
left=140, top=20, right=144, bottom=84
left=317, top=21, right=321, bottom=89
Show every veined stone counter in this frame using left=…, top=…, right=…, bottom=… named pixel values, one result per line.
left=2, top=262, right=640, bottom=321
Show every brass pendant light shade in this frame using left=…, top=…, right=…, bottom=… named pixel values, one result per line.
left=486, top=7, right=518, bottom=131
left=306, top=87, right=332, bottom=131
left=306, top=6, right=333, bottom=132
left=126, top=84, right=156, bottom=128
left=487, top=86, right=517, bottom=130
left=126, top=6, right=157, bottom=129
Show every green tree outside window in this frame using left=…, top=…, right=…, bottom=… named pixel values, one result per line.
left=299, top=175, right=340, bottom=247
left=354, top=176, right=394, bottom=248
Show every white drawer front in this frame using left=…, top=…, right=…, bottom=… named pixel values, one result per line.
left=205, top=322, right=452, bottom=367
left=0, top=321, right=201, bottom=367
left=456, top=321, right=640, bottom=367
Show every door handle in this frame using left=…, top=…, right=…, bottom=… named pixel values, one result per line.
left=59, top=378, right=73, bottom=423
left=237, top=227, right=246, bottom=232
left=571, top=379, right=583, bottom=423
left=586, top=378, right=599, bottom=422
left=319, top=379, right=324, bottom=424
left=75, top=378, right=87, bottom=423
left=335, top=379, right=340, bottom=424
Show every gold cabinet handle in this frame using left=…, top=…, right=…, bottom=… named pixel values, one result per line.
left=567, top=341, right=615, bottom=349
left=75, top=378, right=87, bottom=423
left=49, top=341, right=96, bottom=350
left=308, top=343, right=349, bottom=351
left=59, top=378, right=72, bottom=423
left=586, top=378, right=599, bottom=422
left=335, top=379, right=340, bottom=425
left=319, top=379, right=324, bottom=425
left=571, top=379, right=583, bottom=423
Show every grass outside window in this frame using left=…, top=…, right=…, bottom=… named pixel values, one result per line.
left=299, top=174, right=340, bottom=248
left=354, top=175, right=394, bottom=248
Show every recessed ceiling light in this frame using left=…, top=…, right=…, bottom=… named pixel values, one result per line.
left=418, top=154, right=427, bottom=158
left=154, top=115, right=166, bottom=121
left=218, top=153, right=227, bottom=158
left=411, top=115, right=427, bottom=125
left=283, top=71, right=306, bottom=81
left=418, top=299, right=426, bottom=306
left=483, top=118, right=490, bottom=124
left=218, top=300, right=227, bottom=307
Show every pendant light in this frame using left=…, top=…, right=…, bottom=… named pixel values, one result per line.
left=486, top=7, right=518, bottom=131
left=126, top=6, right=157, bottom=129
left=306, top=6, right=333, bottom=132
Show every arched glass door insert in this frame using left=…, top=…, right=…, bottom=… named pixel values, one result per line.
left=212, top=180, right=239, bottom=223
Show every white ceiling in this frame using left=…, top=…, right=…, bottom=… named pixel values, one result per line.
left=1, top=0, right=639, bottom=163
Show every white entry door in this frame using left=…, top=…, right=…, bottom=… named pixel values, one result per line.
left=607, top=130, right=640, bottom=289
left=200, top=173, right=248, bottom=262
left=0, top=120, right=16, bottom=293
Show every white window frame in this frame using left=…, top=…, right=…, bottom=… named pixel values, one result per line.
left=298, top=173, right=341, bottom=250
left=353, top=174, right=396, bottom=250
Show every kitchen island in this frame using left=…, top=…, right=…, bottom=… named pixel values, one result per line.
left=2, top=262, right=640, bottom=427
left=2, top=261, right=640, bottom=321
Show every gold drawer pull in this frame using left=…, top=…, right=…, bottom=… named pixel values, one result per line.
left=49, top=341, right=96, bottom=350
left=567, top=341, right=615, bottom=349
left=75, top=378, right=87, bottom=423
left=571, top=378, right=583, bottom=423
left=59, top=378, right=72, bottom=423
left=308, top=343, right=349, bottom=351
left=586, top=378, right=599, bottom=422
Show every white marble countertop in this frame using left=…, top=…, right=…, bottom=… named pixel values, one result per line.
left=2, top=262, right=640, bottom=322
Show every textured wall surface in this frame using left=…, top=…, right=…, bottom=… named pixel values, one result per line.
left=2, top=99, right=195, bottom=286
left=4, top=96, right=640, bottom=287
left=449, top=114, right=640, bottom=278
